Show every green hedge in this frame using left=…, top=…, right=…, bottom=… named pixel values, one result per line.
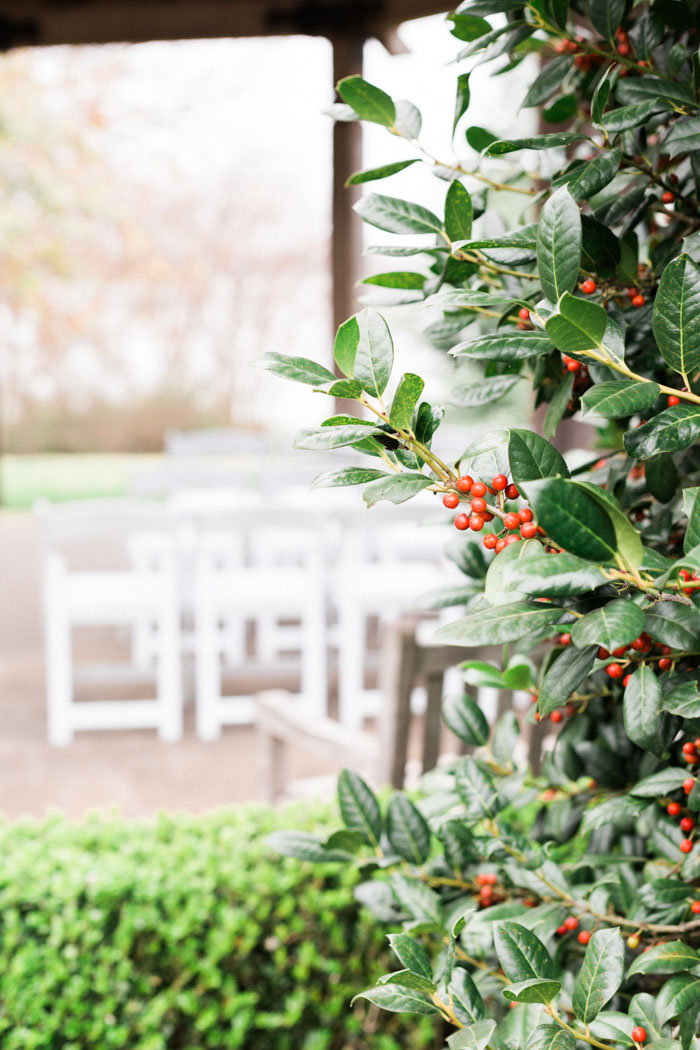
left=0, top=803, right=439, bottom=1050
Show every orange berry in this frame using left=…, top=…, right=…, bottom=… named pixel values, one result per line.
left=581, top=279, right=596, bottom=294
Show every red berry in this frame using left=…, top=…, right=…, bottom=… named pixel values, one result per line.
left=443, top=492, right=459, bottom=509
left=556, top=924, right=567, bottom=936
left=555, top=39, right=568, bottom=53
left=485, top=873, right=497, bottom=885
left=612, top=646, right=628, bottom=657
left=681, top=817, right=695, bottom=832
left=518, top=307, right=530, bottom=321
left=661, top=645, right=672, bottom=655
left=521, top=522, right=538, bottom=539
left=681, top=839, right=694, bottom=853
left=504, top=534, right=521, bottom=545
left=691, top=900, right=700, bottom=914
left=668, top=802, right=682, bottom=816
left=480, top=883, right=493, bottom=899
left=505, top=484, right=519, bottom=499
left=518, top=508, right=533, bottom=523
left=632, top=294, right=645, bottom=308
left=483, top=533, right=498, bottom=550
left=631, top=637, right=647, bottom=651
left=550, top=709, right=563, bottom=723
left=627, top=287, right=638, bottom=299
left=683, top=742, right=697, bottom=755
left=662, top=190, right=675, bottom=204
left=617, top=41, right=631, bottom=55
left=684, top=778, right=696, bottom=795
left=559, top=633, right=571, bottom=646
left=469, top=514, right=485, bottom=532
left=457, top=475, right=473, bottom=493
left=492, top=474, right=508, bottom=491
left=495, top=538, right=506, bottom=553
left=471, top=481, right=487, bottom=498
left=631, top=1027, right=647, bottom=1045
left=454, top=513, right=470, bottom=531
left=578, top=930, right=591, bottom=945
left=504, top=512, right=520, bottom=530
left=598, top=647, right=610, bottom=660
left=581, top=279, right=597, bottom=294
left=659, top=657, right=672, bottom=671
left=471, top=496, right=487, bottom=514
left=475, top=873, right=489, bottom=885
left=668, top=394, right=680, bottom=406
left=623, top=674, right=632, bottom=687
left=606, top=663, right=624, bottom=679
left=564, top=916, right=578, bottom=931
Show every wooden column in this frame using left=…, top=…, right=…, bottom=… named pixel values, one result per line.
left=330, top=33, right=365, bottom=395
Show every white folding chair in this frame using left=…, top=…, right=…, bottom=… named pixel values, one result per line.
left=193, top=509, right=328, bottom=740
left=36, top=499, right=183, bottom=746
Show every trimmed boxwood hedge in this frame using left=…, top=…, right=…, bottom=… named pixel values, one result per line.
left=0, top=803, right=438, bottom=1050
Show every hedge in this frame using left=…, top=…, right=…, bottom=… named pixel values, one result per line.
left=0, top=803, right=439, bottom=1050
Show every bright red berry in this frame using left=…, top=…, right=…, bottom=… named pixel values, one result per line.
left=518, top=307, right=530, bottom=320
left=492, top=474, right=508, bottom=491
left=505, top=484, right=519, bottom=499
left=668, top=394, right=680, bottom=406
left=518, top=508, right=533, bottom=523
left=631, top=637, right=647, bottom=651
left=454, top=513, right=469, bottom=531
left=598, top=647, right=610, bottom=660
left=503, top=512, right=520, bottom=530
left=578, top=930, right=591, bottom=945
left=471, top=496, right=487, bottom=514
left=564, top=916, right=578, bottom=931
left=504, top=534, right=521, bottom=545
left=581, top=279, right=597, bottom=294
left=681, top=817, right=695, bottom=832
left=691, top=900, right=700, bottom=914
left=521, top=522, right=538, bottom=539
left=668, top=802, right=682, bottom=816
left=556, top=924, right=567, bottom=936
left=480, top=883, right=493, bottom=899
left=606, top=663, right=624, bottom=679
left=659, top=657, right=672, bottom=671
left=684, top=778, right=696, bottom=795
left=559, top=633, right=571, bottom=646
left=617, top=41, right=631, bottom=55
left=683, top=742, right=697, bottom=755
left=469, top=514, right=485, bottom=532
left=443, top=492, right=459, bottom=509
left=631, top=1027, right=647, bottom=1045
left=495, top=538, right=506, bottom=553
left=662, top=190, right=675, bottom=204
left=612, top=646, right=629, bottom=657
left=550, top=709, right=564, bottom=723
left=681, top=839, right=694, bottom=853
left=457, top=475, right=473, bottom=493
left=471, top=481, right=486, bottom=498
left=623, top=673, right=632, bottom=687
left=632, top=294, right=645, bottom=308
left=483, top=533, right=498, bottom=550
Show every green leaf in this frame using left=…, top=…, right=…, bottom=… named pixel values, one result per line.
left=453, top=73, right=472, bottom=134
left=449, top=12, right=492, bottom=40
left=527, top=1024, right=576, bottom=1050
left=386, top=795, right=431, bottom=864
left=451, top=331, right=553, bottom=362
left=537, top=187, right=582, bottom=305
left=493, top=922, right=555, bottom=982
left=363, top=472, right=432, bottom=507
left=484, top=133, right=588, bottom=155
left=254, top=352, right=337, bottom=386
left=450, top=374, right=524, bottom=408
left=388, top=933, right=433, bottom=980
left=434, top=602, right=565, bottom=646
left=545, top=292, right=610, bottom=358
left=571, top=599, right=646, bottom=651
left=646, top=452, right=678, bottom=503
left=645, top=602, right=700, bottom=651
left=572, top=928, right=625, bottom=1023
left=450, top=968, right=486, bottom=1024
left=485, top=537, right=541, bottom=607
left=656, top=974, right=700, bottom=1025
left=355, top=193, right=444, bottom=236
left=662, top=115, right=700, bottom=158
left=337, top=75, right=396, bottom=127
left=466, top=125, right=498, bottom=152
left=266, top=830, right=353, bottom=863
left=346, top=159, right=420, bottom=185
left=628, top=941, right=700, bottom=977
left=589, top=0, right=625, bottom=41
left=353, top=308, right=394, bottom=397
left=311, top=467, right=389, bottom=489
left=555, top=149, right=621, bottom=203
left=523, top=57, right=571, bottom=108
left=631, top=767, right=690, bottom=797
left=390, top=373, right=425, bottom=431
left=580, top=381, right=661, bottom=420
left=379, top=969, right=436, bottom=992
left=352, top=984, right=439, bottom=1014
left=391, top=874, right=443, bottom=927
left=653, top=254, right=700, bottom=378
left=684, top=488, right=700, bottom=553
left=414, top=402, right=443, bottom=444
left=617, top=75, right=696, bottom=109
left=602, top=99, right=668, bottom=134
left=525, top=477, right=617, bottom=562
left=544, top=372, right=574, bottom=440
left=507, top=552, right=606, bottom=596
left=623, top=664, right=668, bottom=756
left=334, top=315, right=360, bottom=377
left=455, top=757, right=498, bottom=819
left=294, top=423, right=384, bottom=451
left=503, top=979, right=561, bottom=1004
left=363, top=271, right=426, bottom=289
left=445, top=180, right=473, bottom=242
left=337, top=770, right=382, bottom=846
left=443, top=693, right=490, bottom=746
left=580, top=795, right=645, bottom=834
left=591, top=68, right=612, bottom=126
left=543, top=95, right=578, bottom=124
left=508, top=429, right=569, bottom=495
left=538, top=644, right=598, bottom=716
left=662, top=681, right=700, bottom=718
left=575, top=482, right=644, bottom=570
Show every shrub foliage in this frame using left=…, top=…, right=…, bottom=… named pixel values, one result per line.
left=264, top=2, right=700, bottom=1048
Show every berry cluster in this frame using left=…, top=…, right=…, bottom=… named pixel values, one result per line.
left=443, top=473, right=541, bottom=551
left=474, top=871, right=498, bottom=908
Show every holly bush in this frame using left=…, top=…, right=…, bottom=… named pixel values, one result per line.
left=260, top=0, right=700, bottom=1047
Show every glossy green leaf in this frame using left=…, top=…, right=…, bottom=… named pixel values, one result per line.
left=555, top=149, right=621, bottom=202
left=311, top=467, right=388, bottom=489
left=644, top=601, right=700, bottom=651
left=337, top=76, right=396, bottom=127
left=538, top=644, right=598, bottom=716
left=646, top=452, right=678, bottom=503
left=502, top=978, right=561, bottom=1004
left=391, top=874, right=443, bottom=927
left=657, top=974, right=700, bottom=1025
left=580, top=381, right=661, bottom=420
left=631, top=767, right=690, bottom=797
left=537, top=187, right=582, bottom=305
left=352, top=308, right=394, bottom=397
left=661, top=681, right=700, bottom=718
left=523, top=57, right=571, bottom=109
left=662, top=115, right=700, bottom=158
left=571, top=599, right=646, bottom=651
left=484, top=133, right=587, bottom=155
left=334, top=315, right=359, bottom=377
left=442, top=693, right=489, bottom=746
left=379, top=969, right=436, bottom=992
left=527, top=1024, right=576, bottom=1050
left=363, top=271, right=426, bottom=289
left=653, top=254, right=700, bottom=378
left=455, top=757, right=498, bottom=819
left=445, top=180, right=473, bottom=242
left=576, top=482, right=644, bottom=570
left=626, top=404, right=700, bottom=458
left=267, top=830, right=354, bottom=863
left=337, top=770, right=382, bottom=846
left=352, top=983, right=439, bottom=1014
left=602, top=99, right=668, bottom=134
left=386, top=795, right=431, bottom=864
left=544, top=372, right=574, bottom=440
left=628, top=941, right=700, bottom=977
left=254, top=352, right=337, bottom=386
left=435, top=602, right=565, bottom=646
left=591, top=68, right=612, bottom=126
left=388, top=933, right=433, bottom=980
left=355, top=193, right=443, bottom=236
left=684, top=487, right=700, bottom=553
left=346, top=159, right=420, bottom=185
left=449, top=968, right=486, bottom=1024
left=485, top=537, right=541, bottom=607
left=494, top=922, right=555, bottom=982
left=390, top=373, right=425, bottom=430
left=545, top=292, right=609, bottom=357
left=451, top=330, right=553, bottom=362
left=623, top=664, right=669, bottom=756
left=453, top=73, right=472, bottom=134
left=294, top=423, right=383, bottom=451
left=572, top=927, right=625, bottom=1023
left=507, top=429, right=569, bottom=494
left=362, top=472, right=432, bottom=507
left=543, top=95, right=578, bottom=123
left=589, top=0, right=625, bottom=40
left=450, top=374, right=524, bottom=407
left=448, top=12, right=492, bottom=40
left=525, top=477, right=617, bottom=561
left=507, top=552, right=606, bottom=596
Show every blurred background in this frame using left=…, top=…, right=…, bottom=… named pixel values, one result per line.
left=0, top=3, right=544, bottom=819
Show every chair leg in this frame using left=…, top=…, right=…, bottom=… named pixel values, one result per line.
left=377, top=620, right=419, bottom=789
left=300, top=589, right=327, bottom=719
left=422, top=671, right=444, bottom=774
left=157, top=563, right=183, bottom=743
left=194, top=570, right=222, bottom=741
left=337, top=603, right=366, bottom=729
left=259, top=729, right=287, bottom=803
left=45, top=557, right=73, bottom=747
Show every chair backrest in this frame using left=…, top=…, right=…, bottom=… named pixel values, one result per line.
left=128, top=466, right=252, bottom=498
left=164, top=427, right=268, bottom=457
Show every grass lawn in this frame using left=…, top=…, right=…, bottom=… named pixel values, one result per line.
left=0, top=454, right=163, bottom=509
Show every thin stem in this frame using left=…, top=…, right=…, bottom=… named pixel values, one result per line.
left=545, top=1005, right=616, bottom=1050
